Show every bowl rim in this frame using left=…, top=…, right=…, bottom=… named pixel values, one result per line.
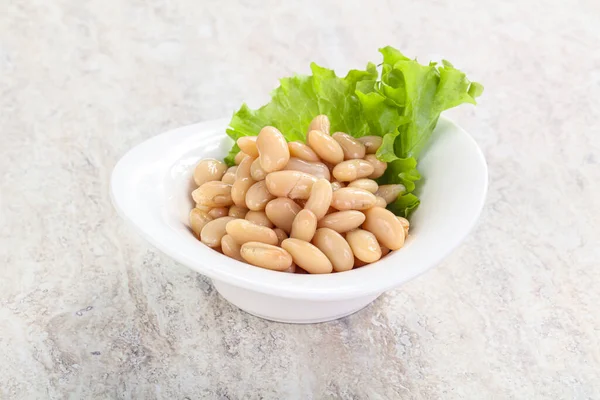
left=111, top=117, right=488, bottom=301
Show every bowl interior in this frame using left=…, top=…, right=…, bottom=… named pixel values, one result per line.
left=111, top=118, right=487, bottom=300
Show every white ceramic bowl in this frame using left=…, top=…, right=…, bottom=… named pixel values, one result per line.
left=111, top=118, right=487, bottom=323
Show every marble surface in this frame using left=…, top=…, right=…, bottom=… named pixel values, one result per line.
left=1, top=0, right=599, bottom=398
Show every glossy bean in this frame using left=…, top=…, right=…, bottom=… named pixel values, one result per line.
left=245, top=180, right=275, bottom=211
left=332, top=160, right=374, bottom=182
left=397, top=216, right=410, bottom=237
left=221, top=166, right=237, bottom=184
left=312, top=228, right=354, bottom=272
left=290, top=209, right=318, bottom=242
left=250, top=158, right=267, bottom=181
left=195, top=204, right=211, bottom=212
left=207, top=207, right=229, bottom=219
left=288, top=141, right=320, bottom=162
left=284, top=157, right=330, bottom=180
left=375, top=184, right=406, bottom=204
left=365, top=154, right=387, bottom=179
left=231, top=157, right=256, bottom=207
left=264, top=198, right=302, bottom=233
left=240, top=242, right=293, bottom=271
left=346, top=229, right=382, bottom=263
left=317, top=210, right=366, bottom=233
left=348, top=178, right=378, bottom=193
left=331, top=187, right=377, bottom=210
left=228, top=205, right=249, bottom=218
left=231, top=178, right=255, bottom=208
left=225, top=219, right=278, bottom=245
left=193, top=159, right=228, bottom=187
left=265, top=170, right=318, bottom=199
left=281, top=238, right=333, bottom=274
left=362, top=207, right=405, bottom=250
left=307, top=130, right=344, bottom=164
left=235, top=156, right=254, bottom=180
left=357, top=136, right=383, bottom=154
left=234, top=151, right=248, bottom=165
left=273, top=228, right=288, bottom=245
left=192, top=181, right=233, bottom=207
left=374, top=196, right=387, bottom=208
left=245, top=210, right=274, bottom=228
left=189, top=208, right=213, bottom=238
left=305, top=178, right=333, bottom=219
left=221, top=234, right=244, bottom=262
left=308, top=114, right=330, bottom=136
left=332, top=132, right=366, bottom=160
left=330, top=181, right=345, bottom=191
left=237, top=136, right=259, bottom=158
left=257, top=126, right=290, bottom=173
left=200, top=217, right=236, bottom=248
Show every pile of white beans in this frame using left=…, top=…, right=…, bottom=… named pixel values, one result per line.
left=189, top=115, right=410, bottom=274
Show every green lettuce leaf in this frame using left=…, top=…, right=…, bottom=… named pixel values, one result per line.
left=388, top=193, right=421, bottom=218
left=226, top=63, right=377, bottom=152
left=226, top=75, right=318, bottom=146
left=355, top=89, right=408, bottom=138
left=374, top=47, right=483, bottom=162
left=377, top=157, right=421, bottom=193
left=311, top=63, right=378, bottom=136
left=225, top=46, right=483, bottom=217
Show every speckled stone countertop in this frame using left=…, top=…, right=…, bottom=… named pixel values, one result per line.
left=1, top=1, right=599, bottom=398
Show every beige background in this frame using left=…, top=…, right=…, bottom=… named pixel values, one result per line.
left=1, top=0, right=599, bottom=399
